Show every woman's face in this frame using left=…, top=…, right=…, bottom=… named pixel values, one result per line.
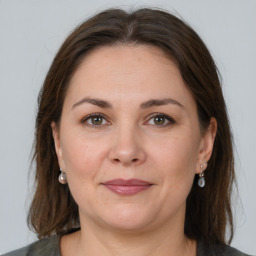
left=52, top=45, right=216, bottom=232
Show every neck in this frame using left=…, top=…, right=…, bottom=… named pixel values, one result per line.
left=78, top=226, right=195, bottom=256
left=61, top=212, right=196, bottom=256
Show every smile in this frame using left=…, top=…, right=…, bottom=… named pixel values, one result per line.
left=101, top=179, right=153, bottom=195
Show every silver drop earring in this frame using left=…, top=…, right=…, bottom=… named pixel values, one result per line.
left=198, top=164, right=205, bottom=188
left=58, top=169, right=67, bottom=184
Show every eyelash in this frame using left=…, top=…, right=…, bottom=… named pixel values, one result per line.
left=81, top=113, right=175, bottom=128
left=81, top=113, right=110, bottom=127
left=145, top=113, right=175, bottom=127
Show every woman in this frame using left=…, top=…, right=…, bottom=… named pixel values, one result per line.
left=3, top=8, right=250, bottom=256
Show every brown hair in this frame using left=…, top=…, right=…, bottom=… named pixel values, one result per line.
left=28, top=8, right=235, bottom=245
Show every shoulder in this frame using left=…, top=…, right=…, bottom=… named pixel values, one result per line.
left=1, top=236, right=60, bottom=256
left=198, top=241, right=253, bottom=256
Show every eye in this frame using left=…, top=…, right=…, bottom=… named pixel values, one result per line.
left=146, top=113, right=175, bottom=127
left=82, top=113, right=110, bottom=127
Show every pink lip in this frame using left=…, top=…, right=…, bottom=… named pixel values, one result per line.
left=102, top=179, right=153, bottom=195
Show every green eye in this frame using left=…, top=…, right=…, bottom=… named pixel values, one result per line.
left=153, top=116, right=166, bottom=125
left=147, top=114, right=175, bottom=127
left=91, top=116, right=103, bottom=125
left=83, top=114, right=108, bottom=126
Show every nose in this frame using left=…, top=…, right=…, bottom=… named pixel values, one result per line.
left=108, top=125, right=146, bottom=167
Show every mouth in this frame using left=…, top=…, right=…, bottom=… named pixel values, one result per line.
left=101, top=179, right=153, bottom=196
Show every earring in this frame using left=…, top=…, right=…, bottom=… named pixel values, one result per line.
left=58, top=169, right=67, bottom=184
left=198, top=164, right=205, bottom=188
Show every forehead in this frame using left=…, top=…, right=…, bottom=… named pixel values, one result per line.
left=71, top=44, right=177, bottom=83
left=65, top=44, right=196, bottom=109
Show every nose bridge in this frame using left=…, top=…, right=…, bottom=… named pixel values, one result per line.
left=109, top=119, right=146, bottom=166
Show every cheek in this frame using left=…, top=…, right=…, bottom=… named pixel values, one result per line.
left=60, top=133, right=107, bottom=180
left=60, top=134, right=108, bottom=208
left=151, top=132, right=199, bottom=187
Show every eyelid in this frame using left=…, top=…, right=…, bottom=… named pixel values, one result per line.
left=144, top=112, right=176, bottom=126
left=80, top=112, right=175, bottom=127
left=81, top=113, right=111, bottom=126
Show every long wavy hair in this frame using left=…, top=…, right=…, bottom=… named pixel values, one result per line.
left=28, top=8, right=234, bottom=245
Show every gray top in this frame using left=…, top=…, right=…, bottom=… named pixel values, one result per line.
left=2, top=235, right=252, bottom=256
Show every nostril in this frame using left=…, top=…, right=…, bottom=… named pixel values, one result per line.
left=112, top=158, right=138, bottom=164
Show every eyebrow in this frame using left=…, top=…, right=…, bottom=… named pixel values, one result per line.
left=72, top=97, right=184, bottom=110
left=140, top=98, right=184, bottom=109
left=72, top=97, right=112, bottom=109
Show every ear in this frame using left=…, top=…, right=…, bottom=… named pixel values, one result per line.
left=51, top=122, right=65, bottom=170
left=196, top=117, right=217, bottom=174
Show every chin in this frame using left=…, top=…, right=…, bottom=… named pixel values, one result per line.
left=95, top=205, right=157, bottom=232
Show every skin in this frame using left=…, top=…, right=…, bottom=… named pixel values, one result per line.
left=52, top=45, right=217, bottom=256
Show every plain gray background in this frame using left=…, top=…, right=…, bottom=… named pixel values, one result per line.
left=0, top=0, right=255, bottom=254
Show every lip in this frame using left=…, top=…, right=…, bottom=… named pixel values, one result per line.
left=101, top=179, right=153, bottom=195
